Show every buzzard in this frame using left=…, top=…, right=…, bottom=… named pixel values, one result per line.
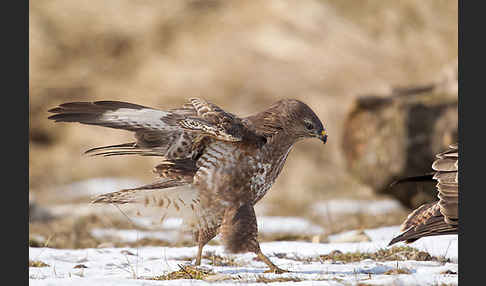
left=48, top=98, right=327, bottom=273
left=388, top=143, right=458, bottom=246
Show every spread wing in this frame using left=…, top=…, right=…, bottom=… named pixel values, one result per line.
left=47, top=98, right=250, bottom=159
left=389, top=143, right=458, bottom=245
left=48, top=98, right=263, bottom=229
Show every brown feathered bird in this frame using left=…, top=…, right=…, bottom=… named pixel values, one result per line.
left=48, top=98, right=327, bottom=273
left=388, top=143, right=458, bottom=246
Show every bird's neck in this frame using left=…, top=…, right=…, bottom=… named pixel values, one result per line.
left=244, top=110, right=299, bottom=146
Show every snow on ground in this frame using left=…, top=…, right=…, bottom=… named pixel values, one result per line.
left=56, top=177, right=144, bottom=199
left=90, top=216, right=323, bottom=245
left=33, top=179, right=455, bottom=284
left=48, top=178, right=402, bottom=223
left=90, top=228, right=186, bottom=244
left=257, top=216, right=324, bottom=236
left=30, top=220, right=457, bottom=285
left=311, top=199, right=405, bottom=217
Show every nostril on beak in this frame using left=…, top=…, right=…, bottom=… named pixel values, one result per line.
left=321, top=134, right=328, bottom=144
left=318, top=130, right=327, bottom=144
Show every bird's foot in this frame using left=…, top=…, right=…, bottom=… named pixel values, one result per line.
left=256, top=250, right=290, bottom=274
left=194, top=255, right=201, bottom=266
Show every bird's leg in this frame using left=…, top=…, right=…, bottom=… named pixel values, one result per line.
left=256, top=249, right=289, bottom=274
left=220, top=203, right=289, bottom=274
left=195, top=242, right=204, bottom=266
left=194, top=227, right=218, bottom=266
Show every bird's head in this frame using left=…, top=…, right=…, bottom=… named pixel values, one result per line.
left=284, top=99, right=328, bottom=144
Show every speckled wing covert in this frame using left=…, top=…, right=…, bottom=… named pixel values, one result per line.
left=388, top=143, right=458, bottom=245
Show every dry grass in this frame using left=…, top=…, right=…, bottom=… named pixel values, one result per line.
left=148, top=265, right=215, bottom=280
left=28, top=213, right=194, bottom=249
left=28, top=199, right=409, bottom=249
left=202, top=251, right=242, bottom=267
left=29, top=215, right=102, bottom=249
left=256, top=246, right=440, bottom=266
left=29, top=260, right=50, bottom=268
left=254, top=275, right=303, bottom=283
left=319, top=246, right=441, bottom=263
left=259, top=233, right=314, bottom=243
left=384, top=267, right=412, bottom=275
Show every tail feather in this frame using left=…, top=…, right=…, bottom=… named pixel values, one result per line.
left=91, top=179, right=190, bottom=204
left=388, top=215, right=457, bottom=246
left=388, top=202, right=458, bottom=246
left=91, top=181, right=208, bottom=229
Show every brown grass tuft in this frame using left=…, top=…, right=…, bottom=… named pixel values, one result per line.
left=384, top=267, right=412, bottom=275
left=29, top=260, right=50, bottom=268
left=319, top=246, right=438, bottom=263
left=254, top=275, right=303, bottom=283
left=148, top=264, right=215, bottom=280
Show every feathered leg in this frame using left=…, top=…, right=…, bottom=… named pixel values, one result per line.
left=220, top=203, right=288, bottom=273
left=193, top=227, right=218, bottom=266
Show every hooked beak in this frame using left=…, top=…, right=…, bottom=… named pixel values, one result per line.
left=317, top=129, right=327, bottom=144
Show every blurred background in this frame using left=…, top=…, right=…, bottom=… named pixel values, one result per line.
left=29, top=0, right=457, bottom=249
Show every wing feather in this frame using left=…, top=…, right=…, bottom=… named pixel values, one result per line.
left=48, top=100, right=199, bottom=159
left=48, top=98, right=267, bottom=231
left=48, top=98, right=263, bottom=159
left=389, top=143, right=458, bottom=245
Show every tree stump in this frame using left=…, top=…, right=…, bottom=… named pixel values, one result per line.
left=341, top=86, right=457, bottom=209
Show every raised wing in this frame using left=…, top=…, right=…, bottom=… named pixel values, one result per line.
left=389, top=143, right=458, bottom=245
left=48, top=98, right=268, bottom=231
left=48, top=98, right=264, bottom=159
left=48, top=100, right=200, bottom=159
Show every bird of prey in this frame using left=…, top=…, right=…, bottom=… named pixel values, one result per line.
left=48, top=98, right=327, bottom=273
left=388, top=143, right=458, bottom=246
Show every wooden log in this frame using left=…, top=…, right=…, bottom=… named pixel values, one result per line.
left=341, top=86, right=457, bottom=209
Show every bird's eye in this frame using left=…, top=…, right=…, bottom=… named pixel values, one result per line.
left=304, top=121, right=314, bottom=130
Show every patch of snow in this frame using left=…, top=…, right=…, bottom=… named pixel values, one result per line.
left=90, top=228, right=188, bottom=244
left=258, top=216, right=324, bottom=236
left=129, top=217, right=183, bottom=230
left=30, top=219, right=457, bottom=285
left=29, top=233, right=458, bottom=285
left=90, top=216, right=323, bottom=245
left=327, top=229, right=370, bottom=243
left=104, top=215, right=323, bottom=234
left=328, top=225, right=457, bottom=262
left=57, top=177, right=144, bottom=198
left=312, top=199, right=404, bottom=217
